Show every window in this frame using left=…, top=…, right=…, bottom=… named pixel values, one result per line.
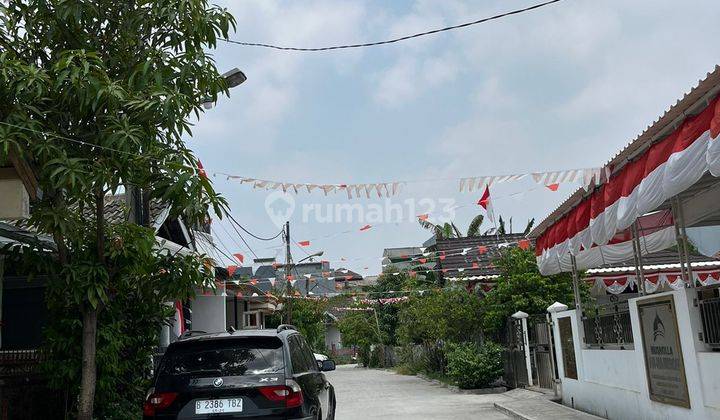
left=244, top=311, right=260, bottom=329
left=158, top=337, right=285, bottom=381
left=297, top=335, right=319, bottom=372
left=289, top=335, right=312, bottom=374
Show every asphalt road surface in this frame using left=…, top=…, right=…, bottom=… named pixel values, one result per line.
left=325, top=364, right=513, bottom=420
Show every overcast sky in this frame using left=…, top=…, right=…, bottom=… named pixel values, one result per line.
left=187, top=0, right=720, bottom=276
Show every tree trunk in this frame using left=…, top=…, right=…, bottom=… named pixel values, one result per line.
left=77, top=187, right=105, bottom=419
left=77, top=306, right=98, bottom=420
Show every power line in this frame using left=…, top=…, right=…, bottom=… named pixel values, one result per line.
left=222, top=217, right=262, bottom=260
left=225, top=212, right=283, bottom=241
left=222, top=0, right=563, bottom=52
left=215, top=220, right=253, bottom=259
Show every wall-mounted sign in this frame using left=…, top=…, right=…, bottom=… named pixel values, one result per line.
left=637, top=295, right=690, bottom=408
left=558, top=316, right=578, bottom=379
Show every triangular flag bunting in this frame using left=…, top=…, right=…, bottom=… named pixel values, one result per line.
left=298, top=241, right=310, bottom=247
left=359, top=224, right=372, bottom=231
left=227, top=265, right=238, bottom=277
left=233, top=253, right=244, bottom=264
left=546, top=183, right=560, bottom=191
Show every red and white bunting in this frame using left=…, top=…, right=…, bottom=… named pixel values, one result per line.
left=537, top=97, right=720, bottom=275
left=233, top=253, right=244, bottom=264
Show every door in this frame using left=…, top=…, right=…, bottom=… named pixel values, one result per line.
left=528, top=315, right=556, bottom=389
left=289, top=335, right=328, bottom=417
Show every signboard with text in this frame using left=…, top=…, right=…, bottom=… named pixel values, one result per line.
left=637, top=295, right=690, bottom=408
left=558, top=317, right=577, bottom=379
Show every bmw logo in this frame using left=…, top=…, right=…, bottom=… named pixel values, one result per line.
left=213, top=378, right=224, bottom=387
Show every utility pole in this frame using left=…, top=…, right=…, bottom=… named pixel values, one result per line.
left=284, top=221, right=293, bottom=324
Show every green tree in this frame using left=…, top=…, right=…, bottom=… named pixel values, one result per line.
left=336, top=310, right=379, bottom=366
left=397, top=287, right=484, bottom=345
left=268, top=297, right=327, bottom=351
left=481, top=247, right=581, bottom=332
left=367, top=269, right=425, bottom=345
left=0, top=1, right=235, bottom=418
left=420, top=214, right=535, bottom=238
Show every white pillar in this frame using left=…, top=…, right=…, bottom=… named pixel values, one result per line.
left=512, top=310, right=533, bottom=387
left=547, top=302, right=568, bottom=397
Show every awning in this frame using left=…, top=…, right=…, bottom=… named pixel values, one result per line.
left=536, top=95, right=720, bottom=275
left=585, top=261, right=720, bottom=295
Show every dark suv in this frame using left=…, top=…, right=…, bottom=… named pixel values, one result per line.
left=143, top=325, right=337, bottom=419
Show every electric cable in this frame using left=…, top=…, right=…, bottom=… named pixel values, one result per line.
left=226, top=212, right=283, bottom=241
left=222, top=0, right=563, bottom=52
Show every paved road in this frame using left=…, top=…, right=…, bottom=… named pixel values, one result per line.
left=325, top=365, right=512, bottom=420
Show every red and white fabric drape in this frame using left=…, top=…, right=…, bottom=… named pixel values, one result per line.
left=586, top=269, right=720, bottom=295
left=537, top=97, right=720, bottom=275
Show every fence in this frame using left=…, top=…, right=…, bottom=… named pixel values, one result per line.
left=698, top=286, right=720, bottom=349
left=0, top=350, right=66, bottom=419
left=498, top=318, right=529, bottom=388
left=582, top=300, right=634, bottom=349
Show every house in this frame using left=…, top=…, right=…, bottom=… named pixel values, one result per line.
left=434, top=234, right=530, bottom=293
left=381, top=247, right=424, bottom=270
left=0, top=192, right=248, bottom=351
left=529, top=66, right=720, bottom=419
left=252, top=261, right=340, bottom=297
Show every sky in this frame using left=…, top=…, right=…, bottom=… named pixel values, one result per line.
left=187, top=0, right=720, bottom=276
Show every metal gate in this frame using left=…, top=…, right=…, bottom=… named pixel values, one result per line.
left=500, top=317, right=529, bottom=388
left=527, top=315, right=556, bottom=390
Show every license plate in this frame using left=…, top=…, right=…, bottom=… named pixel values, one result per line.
left=195, top=398, right=243, bottom=414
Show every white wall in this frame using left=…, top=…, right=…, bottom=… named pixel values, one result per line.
left=552, top=288, right=720, bottom=420
left=325, top=325, right=342, bottom=352
left=191, top=290, right=226, bottom=333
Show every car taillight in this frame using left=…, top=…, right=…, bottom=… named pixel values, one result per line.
left=259, top=380, right=304, bottom=408
left=143, top=391, right=178, bottom=416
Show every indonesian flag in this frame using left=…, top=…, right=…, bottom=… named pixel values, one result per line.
left=298, top=240, right=310, bottom=247
left=233, top=253, right=244, bottom=264
left=477, top=185, right=495, bottom=223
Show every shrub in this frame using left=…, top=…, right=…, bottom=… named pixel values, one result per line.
left=446, top=342, right=503, bottom=389
left=397, top=288, right=483, bottom=345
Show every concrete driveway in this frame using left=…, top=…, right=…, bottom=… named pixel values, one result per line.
left=325, top=364, right=513, bottom=420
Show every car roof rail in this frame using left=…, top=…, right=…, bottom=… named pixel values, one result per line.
left=178, top=330, right=207, bottom=339
left=276, top=324, right=297, bottom=333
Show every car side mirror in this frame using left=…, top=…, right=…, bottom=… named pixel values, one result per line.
left=320, top=360, right=336, bottom=372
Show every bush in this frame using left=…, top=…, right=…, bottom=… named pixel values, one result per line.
left=446, top=342, right=503, bottom=389
left=397, top=342, right=447, bottom=375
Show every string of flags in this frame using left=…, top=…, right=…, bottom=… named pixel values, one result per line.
left=458, top=167, right=604, bottom=193
left=247, top=181, right=561, bottom=264
left=213, top=166, right=603, bottom=198
left=220, top=237, right=530, bottom=289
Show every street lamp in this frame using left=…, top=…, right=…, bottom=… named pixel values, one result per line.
left=297, top=251, right=324, bottom=264
left=203, top=67, right=247, bottom=109
left=222, top=68, right=247, bottom=88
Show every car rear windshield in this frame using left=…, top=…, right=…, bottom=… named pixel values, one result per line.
left=159, top=337, right=284, bottom=377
